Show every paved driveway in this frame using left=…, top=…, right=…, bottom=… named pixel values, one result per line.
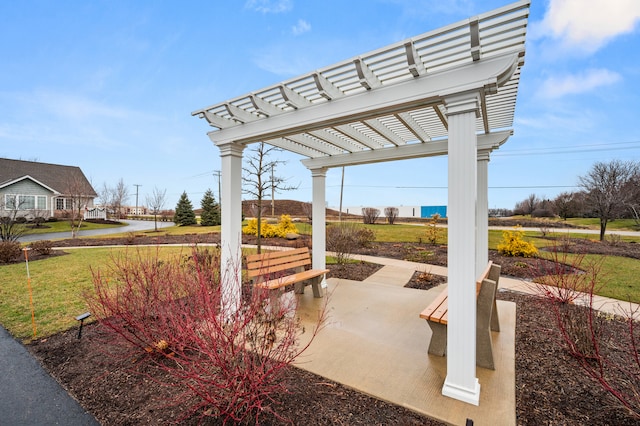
left=18, top=219, right=173, bottom=242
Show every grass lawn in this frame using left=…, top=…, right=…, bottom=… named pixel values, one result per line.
left=21, top=219, right=125, bottom=235
left=0, top=246, right=196, bottom=341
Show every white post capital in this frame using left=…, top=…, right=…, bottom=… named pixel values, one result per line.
left=444, top=92, right=481, bottom=118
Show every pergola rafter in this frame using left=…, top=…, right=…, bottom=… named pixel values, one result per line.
left=192, top=0, right=529, bottom=407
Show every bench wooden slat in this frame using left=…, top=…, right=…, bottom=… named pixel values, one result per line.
left=246, top=247, right=308, bottom=263
left=245, top=247, right=327, bottom=297
left=420, top=290, right=449, bottom=323
left=247, top=252, right=309, bottom=269
left=247, top=258, right=311, bottom=278
left=256, top=268, right=330, bottom=290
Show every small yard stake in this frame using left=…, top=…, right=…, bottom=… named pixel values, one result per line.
left=23, top=248, right=37, bottom=339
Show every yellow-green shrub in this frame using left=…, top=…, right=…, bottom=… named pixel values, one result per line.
left=242, top=214, right=298, bottom=238
left=497, top=226, right=538, bottom=257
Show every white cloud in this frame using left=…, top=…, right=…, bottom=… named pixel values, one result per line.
left=292, top=19, right=311, bottom=36
left=244, top=0, right=292, bottom=14
left=536, top=0, right=640, bottom=53
left=538, top=68, right=621, bottom=99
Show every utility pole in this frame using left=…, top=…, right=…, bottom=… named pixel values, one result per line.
left=213, top=170, right=221, bottom=214
left=213, top=170, right=221, bottom=202
left=134, top=184, right=142, bottom=215
left=339, top=167, right=345, bottom=221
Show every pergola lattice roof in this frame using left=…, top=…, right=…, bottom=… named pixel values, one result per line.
left=192, top=0, right=528, bottom=167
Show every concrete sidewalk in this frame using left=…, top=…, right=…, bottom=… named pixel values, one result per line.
left=0, top=327, right=98, bottom=425
left=350, top=254, right=640, bottom=317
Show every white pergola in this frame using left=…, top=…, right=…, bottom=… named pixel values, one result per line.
left=192, top=0, right=529, bottom=406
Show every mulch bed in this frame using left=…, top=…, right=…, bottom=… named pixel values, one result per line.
left=20, top=234, right=640, bottom=424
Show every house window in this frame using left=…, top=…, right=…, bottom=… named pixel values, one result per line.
left=4, top=194, right=17, bottom=210
left=36, top=196, right=47, bottom=210
left=19, top=195, right=35, bottom=210
left=56, top=198, right=73, bottom=210
left=2, top=194, right=47, bottom=211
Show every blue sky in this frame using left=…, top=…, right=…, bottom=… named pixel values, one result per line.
left=1, top=0, right=639, bottom=212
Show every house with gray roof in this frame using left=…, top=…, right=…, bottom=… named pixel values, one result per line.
left=0, top=158, right=97, bottom=220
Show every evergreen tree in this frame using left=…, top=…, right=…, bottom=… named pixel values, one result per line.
left=173, top=191, right=196, bottom=226
left=200, top=189, right=220, bottom=226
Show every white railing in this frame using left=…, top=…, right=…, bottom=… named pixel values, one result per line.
left=84, top=207, right=107, bottom=220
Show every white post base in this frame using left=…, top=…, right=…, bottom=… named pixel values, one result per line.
left=442, top=377, right=481, bottom=406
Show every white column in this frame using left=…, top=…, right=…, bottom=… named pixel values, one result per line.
left=311, top=167, right=327, bottom=292
left=442, top=92, right=481, bottom=405
left=218, top=142, right=244, bottom=316
left=476, top=151, right=490, bottom=276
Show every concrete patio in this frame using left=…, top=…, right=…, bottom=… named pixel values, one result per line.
left=293, top=271, right=517, bottom=426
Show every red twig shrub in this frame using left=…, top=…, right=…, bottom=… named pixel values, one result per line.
left=86, top=245, right=326, bottom=424
left=534, top=240, right=640, bottom=418
left=532, top=243, right=603, bottom=304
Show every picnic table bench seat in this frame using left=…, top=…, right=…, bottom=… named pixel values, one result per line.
left=246, top=247, right=328, bottom=298
left=419, top=261, right=501, bottom=370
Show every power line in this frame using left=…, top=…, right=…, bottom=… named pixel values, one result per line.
left=494, top=140, right=640, bottom=157
left=316, top=184, right=580, bottom=190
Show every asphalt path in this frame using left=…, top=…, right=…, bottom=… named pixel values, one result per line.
left=0, top=326, right=99, bottom=425
left=18, top=219, right=173, bottom=243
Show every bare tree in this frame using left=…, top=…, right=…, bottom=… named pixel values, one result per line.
left=0, top=196, right=29, bottom=242
left=301, top=202, right=313, bottom=222
left=242, top=142, right=298, bottom=252
left=384, top=207, right=399, bottom=224
left=362, top=207, right=380, bottom=224
left=621, top=170, right=640, bottom=227
left=113, top=178, right=130, bottom=219
left=97, top=182, right=115, bottom=217
left=553, top=191, right=579, bottom=220
left=64, top=174, right=95, bottom=238
left=522, top=193, right=540, bottom=215
left=579, top=160, right=639, bottom=241
left=99, top=179, right=130, bottom=219
left=145, top=187, right=167, bottom=231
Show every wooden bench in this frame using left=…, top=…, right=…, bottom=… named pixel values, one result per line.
left=419, top=261, right=501, bottom=369
left=246, top=247, right=329, bottom=298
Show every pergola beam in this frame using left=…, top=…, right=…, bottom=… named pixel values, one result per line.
left=301, top=131, right=511, bottom=169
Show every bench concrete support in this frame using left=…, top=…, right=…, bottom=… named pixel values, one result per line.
left=476, top=278, right=497, bottom=370
left=427, top=321, right=447, bottom=356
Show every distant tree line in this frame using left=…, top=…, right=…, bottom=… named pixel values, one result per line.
left=510, top=159, right=640, bottom=240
